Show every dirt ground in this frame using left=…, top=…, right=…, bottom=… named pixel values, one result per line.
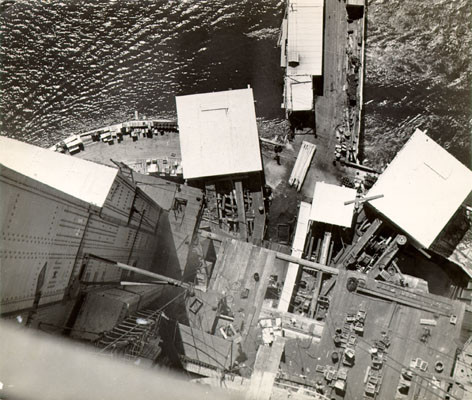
left=261, top=131, right=348, bottom=242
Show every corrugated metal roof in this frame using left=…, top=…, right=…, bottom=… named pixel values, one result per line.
left=367, top=129, right=472, bottom=248
left=310, top=182, right=357, bottom=227
left=176, top=88, right=262, bottom=180
left=286, top=0, right=324, bottom=77
left=0, top=136, right=118, bottom=207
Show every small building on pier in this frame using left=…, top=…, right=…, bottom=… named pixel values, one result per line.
left=176, top=88, right=262, bottom=181
left=279, top=0, right=324, bottom=123
left=305, top=182, right=357, bottom=265
left=176, top=88, right=266, bottom=242
left=366, top=129, right=472, bottom=251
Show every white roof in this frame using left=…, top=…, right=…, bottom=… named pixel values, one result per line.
left=367, top=129, right=472, bottom=248
left=285, top=76, right=313, bottom=111
left=0, top=136, right=118, bottom=207
left=310, top=182, right=357, bottom=227
left=286, top=0, right=324, bottom=77
left=176, top=88, right=262, bottom=180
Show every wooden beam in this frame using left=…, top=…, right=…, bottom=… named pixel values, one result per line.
left=275, top=253, right=339, bottom=275
left=198, top=230, right=339, bottom=275
left=309, top=272, right=323, bottom=319
left=234, top=180, right=247, bottom=241
left=337, top=218, right=383, bottom=268
left=260, top=137, right=286, bottom=147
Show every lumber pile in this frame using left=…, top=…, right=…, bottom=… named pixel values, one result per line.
left=288, top=141, right=316, bottom=191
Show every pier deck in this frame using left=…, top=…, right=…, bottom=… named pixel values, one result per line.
left=279, top=271, right=466, bottom=399
left=291, top=0, right=356, bottom=199
left=74, top=130, right=181, bottom=170
left=132, top=172, right=204, bottom=278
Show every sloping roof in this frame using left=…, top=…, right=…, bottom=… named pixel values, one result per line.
left=176, top=88, right=262, bottom=180
left=0, top=136, right=118, bottom=207
left=367, top=129, right=472, bottom=248
left=310, top=182, right=357, bottom=228
left=286, top=0, right=324, bottom=77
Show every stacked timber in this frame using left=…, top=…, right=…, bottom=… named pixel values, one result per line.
left=289, top=141, right=316, bottom=191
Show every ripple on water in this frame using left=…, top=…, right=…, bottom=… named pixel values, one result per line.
left=1, top=0, right=284, bottom=145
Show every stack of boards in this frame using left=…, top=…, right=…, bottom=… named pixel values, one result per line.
left=289, top=141, right=317, bottom=191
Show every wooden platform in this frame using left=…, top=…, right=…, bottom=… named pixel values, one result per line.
left=279, top=271, right=466, bottom=399
left=74, top=130, right=182, bottom=169
left=132, top=171, right=203, bottom=277
left=246, top=336, right=286, bottom=400
left=185, top=238, right=290, bottom=376
left=278, top=201, right=312, bottom=312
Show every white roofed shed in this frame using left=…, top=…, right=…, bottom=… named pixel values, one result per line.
left=176, top=88, right=262, bottom=180
left=280, top=0, right=324, bottom=112
left=0, top=136, right=118, bottom=207
left=286, top=0, right=324, bottom=77
left=367, top=129, right=472, bottom=248
left=310, top=182, right=357, bottom=228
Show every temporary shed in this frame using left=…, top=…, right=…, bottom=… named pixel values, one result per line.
left=367, top=129, right=472, bottom=248
left=280, top=0, right=324, bottom=112
left=176, top=88, right=262, bottom=180
left=310, top=182, right=357, bottom=228
left=285, top=0, right=324, bottom=77
left=284, top=77, right=314, bottom=112
left=0, top=136, right=118, bottom=207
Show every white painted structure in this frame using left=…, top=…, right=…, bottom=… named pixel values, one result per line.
left=279, top=0, right=324, bottom=112
left=367, top=129, right=472, bottom=248
left=176, top=88, right=262, bottom=180
left=310, top=182, right=357, bottom=228
left=0, top=136, right=117, bottom=207
left=278, top=201, right=312, bottom=312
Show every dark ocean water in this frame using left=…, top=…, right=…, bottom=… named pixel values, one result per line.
left=1, top=0, right=470, bottom=169
left=0, top=0, right=285, bottom=147
left=363, top=0, right=471, bottom=169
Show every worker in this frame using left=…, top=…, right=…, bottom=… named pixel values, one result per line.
left=274, top=145, right=283, bottom=165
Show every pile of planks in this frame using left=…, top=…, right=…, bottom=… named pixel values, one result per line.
left=288, top=141, right=316, bottom=191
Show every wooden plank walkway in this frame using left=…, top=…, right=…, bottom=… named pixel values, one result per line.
left=277, top=201, right=312, bottom=312
left=246, top=336, right=285, bottom=400
left=288, top=141, right=316, bottom=191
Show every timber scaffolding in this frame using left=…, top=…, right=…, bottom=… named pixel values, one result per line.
left=200, top=177, right=266, bottom=244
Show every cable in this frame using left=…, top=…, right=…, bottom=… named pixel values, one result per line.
left=99, top=289, right=186, bottom=353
